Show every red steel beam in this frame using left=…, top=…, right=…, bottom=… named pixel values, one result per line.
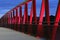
left=17, top=6, right=22, bottom=31
left=25, top=3, right=28, bottom=24
left=51, top=0, right=60, bottom=40
left=19, top=6, right=22, bottom=24
left=27, top=4, right=33, bottom=34
left=11, top=12, right=12, bottom=24
left=32, top=0, right=37, bottom=24
left=45, top=0, right=50, bottom=25
left=15, top=8, right=20, bottom=24
left=23, top=3, right=28, bottom=24
left=23, top=13, right=25, bottom=24
left=36, top=0, right=45, bottom=37
left=19, top=0, right=32, bottom=6
left=8, top=14, right=10, bottom=24
left=16, top=8, right=18, bottom=17
left=30, top=5, right=33, bottom=24
left=45, top=0, right=50, bottom=38
left=22, top=3, right=28, bottom=32
left=12, top=10, right=15, bottom=24
left=9, top=12, right=11, bottom=24
left=13, top=10, right=15, bottom=17
left=36, top=0, right=50, bottom=38
left=27, top=0, right=37, bottom=34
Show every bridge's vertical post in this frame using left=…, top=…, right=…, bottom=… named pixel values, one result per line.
left=16, top=8, right=18, bottom=19
left=4, top=15, right=6, bottom=26
left=17, top=6, right=22, bottom=31
left=13, top=10, right=15, bottom=17
left=22, top=3, right=28, bottom=33
left=3, top=16, right=4, bottom=26
left=27, top=5, right=33, bottom=34
left=45, top=0, right=50, bottom=25
left=23, top=3, right=28, bottom=24
left=2, top=17, right=4, bottom=26
left=15, top=8, right=19, bottom=24
left=11, top=12, right=12, bottom=24
left=36, top=0, right=45, bottom=38
left=10, top=13, right=11, bottom=24
left=20, top=6, right=22, bottom=24
left=30, top=6, right=33, bottom=24
left=14, top=8, right=19, bottom=30
left=8, top=14, right=9, bottom=24
left=25, top=3, right=28, bottom=24
left=8, top=14, right=10, bottom=25
left=9, top=13, right=12, bottom=28
left=32, top=0, right=37, bottom=24
left=12, top=10, right=15, bottom=30
left=12, top=10, right=15, bottom=24
left=16, top=8, right=18, bottom=17
left=45, top=0, right=50, bottom=39
left=3, top=16, right=5, bottom=26
left=51, top=0, right=60, bottom=40
left=6, top=14, right=8, bottom=25
left=31, top=0, right=37, bottom=36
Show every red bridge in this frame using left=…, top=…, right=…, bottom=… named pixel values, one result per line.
left=0, top=0, right=60, bottom=40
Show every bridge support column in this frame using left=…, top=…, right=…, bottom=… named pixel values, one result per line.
left=11, top=12, right=12, bottom=24
left=22, top=3, right=28, bottom=33
left=8, top=14, right=10, bottom=24
left=17, top=6, right=22, bottom=31
left=36, top=0, right=45, bottom=38
left=25, top=3, right=28, bottom=24
left=45, top=0, right=50, bottom=25
left=44, top=0, right=50, bottom=39
left=23, top=3, right=28, bottom=24
left=27, top=0, right=37, bottom=36
left=12, top=10, right=15, bottom=24
left=20, top=6, right=22, bottom=24
left=13, top=8, right=19, bottom=30
left=32, top=0, right=37, bottom=24
left=51, top=0, right=60, bottom=40
left=36, top=0, right=50, bottom=38
left=27, top=5, right=33, bottom=34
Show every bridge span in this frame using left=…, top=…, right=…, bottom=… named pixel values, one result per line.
left=0, top=0, right=60, bottom=40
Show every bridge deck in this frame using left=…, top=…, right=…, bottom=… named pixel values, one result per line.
left=0, top=27, right=45, bottom=40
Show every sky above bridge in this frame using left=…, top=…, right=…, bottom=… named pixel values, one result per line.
left=0, top=0, right=58, bottom=18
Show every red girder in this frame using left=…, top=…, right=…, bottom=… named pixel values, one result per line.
left=19, top=0, right=32, bottom=6
left=51, top=0, right=60, bottom=40
left=27, top=4, right=33, bottom=34
left=32, top=0, right=37, bottom=24
left=13, top=10, right=15, bottom=17
left=30, top=5, right=33, bottom=24
left=8, top=14, right=11, bottom=24
left=45, top=0, right=50, bottom=25
left=36, top=0, right=50, bottom=38
left=12, top=10, right=15, bottom=24
left=22, top=3, right=28, bottom=32
left=10, top=13, right=12, bottom=24
left=36, top=0, right=45, bottom=38
left=23, top=3, right=28, bottom=24
left=19, top=6, right=22, bottom=24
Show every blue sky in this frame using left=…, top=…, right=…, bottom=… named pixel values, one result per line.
left=0, top=0, right=59, bottom=18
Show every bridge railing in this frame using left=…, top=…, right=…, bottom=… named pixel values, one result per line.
left=0, top=0, right=60, bottom=40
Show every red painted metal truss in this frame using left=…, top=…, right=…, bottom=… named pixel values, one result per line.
left=0, top=0, right=60, bottom=40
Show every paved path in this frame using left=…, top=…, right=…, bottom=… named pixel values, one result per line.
left=0, top=27, right=45, bottom=40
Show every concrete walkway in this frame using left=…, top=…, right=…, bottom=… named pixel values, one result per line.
left=0, top=27, right=45, bottom=40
